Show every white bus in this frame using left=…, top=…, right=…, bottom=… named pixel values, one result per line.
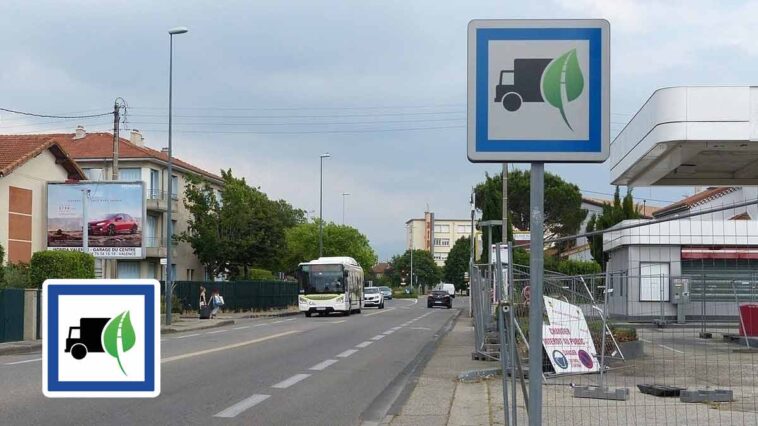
left=296, top=257, right=364, bottom=317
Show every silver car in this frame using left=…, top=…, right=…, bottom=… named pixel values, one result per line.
left=379, top=286, right=392, bottom=300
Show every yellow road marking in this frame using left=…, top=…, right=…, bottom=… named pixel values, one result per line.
left=162, top=330, right=300, bottom=363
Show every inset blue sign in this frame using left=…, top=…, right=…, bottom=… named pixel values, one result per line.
left=467, top=19, right=610, bottom=163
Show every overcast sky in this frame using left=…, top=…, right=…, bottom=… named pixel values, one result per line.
left=2, top=0, right=756, bottom=260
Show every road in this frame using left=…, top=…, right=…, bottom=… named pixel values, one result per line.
left=0, top=296, right=465, bottom=425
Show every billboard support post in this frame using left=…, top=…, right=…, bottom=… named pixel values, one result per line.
left=81, top=189, right=90, bottom=252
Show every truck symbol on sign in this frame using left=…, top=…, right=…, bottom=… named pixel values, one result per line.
left=494, top=58, right=552, bottom=112
left=65, top=317, right=110, bottom=360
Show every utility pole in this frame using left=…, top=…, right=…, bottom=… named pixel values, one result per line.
left=502, top=163, right=508, bottom=243
left=112, top=100, right=121, bottom=181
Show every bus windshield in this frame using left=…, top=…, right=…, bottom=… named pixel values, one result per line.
left=300, top=264, right=345, bottom=294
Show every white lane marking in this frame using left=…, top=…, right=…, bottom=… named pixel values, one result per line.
left=232, top=326, right=250, bottom=330
left=272, top=373, right=311, bottom=389
left=391, top=327, right=402, bottom=331
left=309, top=359, right=339, bottom=371
left=207, top=329, right=228, bottom=334
left=410, top=327, right=431, bottom=331
left=214, top=394, right=270, bottom=418
left=253, top=324, right=268, bottom=328
left=382, top=330, right=395, bottom=335
left=659, top=345, right=685, bottom=354
left=282, top=318, right=296, bottom=322
left=337, top=349, right=358, bottom=358
left=371, top=335, right=385, bottom=341
left=4, top=357, right=42, bottom=365
left=162, top=330, right=300, bottom=363
left=364, top=307, right=396, bottom=317
left=272, top=320, right=286, bottom=324
left=330, top=320, right=346, bottom=324
left=174, top=333, right=201, bottom=339
left=356, top=341, right=373, bottom=348
left=639, top=338, right=652, bottom=343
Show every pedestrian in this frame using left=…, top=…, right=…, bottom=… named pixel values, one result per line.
left=210, top=288, right=225, bottom=319
left=199, top=286, right=207, bottom=309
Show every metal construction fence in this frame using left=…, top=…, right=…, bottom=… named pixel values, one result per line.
left=163, top=280, right=298, bottom=312
left=470, top=198, right=758, bottom=425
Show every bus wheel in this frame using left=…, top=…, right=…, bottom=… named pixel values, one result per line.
left=343, top=309, right=351, bottom=317
left=305, top=312, right=312, bottom=317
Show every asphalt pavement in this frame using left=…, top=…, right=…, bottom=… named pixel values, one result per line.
left=0, top=296, right=465, bottom=425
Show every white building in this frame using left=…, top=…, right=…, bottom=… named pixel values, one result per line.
left=406, top=212, right=473, bottom=266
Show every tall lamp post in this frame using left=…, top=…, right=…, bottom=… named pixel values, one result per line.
left=319, top=153, right=330, bottom=257
left=165, top=25, right=188, bottom=326
left=341, top=192, right=350, bottom=225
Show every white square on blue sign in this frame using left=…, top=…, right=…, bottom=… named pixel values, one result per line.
left=467, top=19, right=610, bottom=163
left=42, top=279, right=161, bottom=398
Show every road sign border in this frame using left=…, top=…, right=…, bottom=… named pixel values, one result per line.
left=467, top=19, right=610, bottom=163
left=42, top=279, right=161, bottom=398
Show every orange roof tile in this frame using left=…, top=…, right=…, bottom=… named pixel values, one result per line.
left=653, top=187, right=737, bottom=217
left=0, top=135, right=86, bottom=179
left=9, top=132, right=222, bottom=182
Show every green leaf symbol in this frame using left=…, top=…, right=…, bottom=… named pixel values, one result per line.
left=541, top=49, right=584, bottom=130
left=103, top=311, right=136, bottom=376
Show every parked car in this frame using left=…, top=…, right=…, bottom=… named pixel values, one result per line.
left=435, top=283, right=456, bottom=298
left=379, top=286, right=392, bottom=300
left=428, top=290, right=452, bottom=309
left=88, top=213, right=139, bottom=236
left=363, top=287, right=385, bottom=309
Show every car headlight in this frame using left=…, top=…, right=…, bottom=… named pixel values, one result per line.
left=96, top=222, right=105, bottom=226
left=299, top=296, right=307, bottom=304
left=309, top=301, right=316, bottom=306
left=336, top=296, right=344, bottom=303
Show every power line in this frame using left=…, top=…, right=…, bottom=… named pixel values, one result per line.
left=130, top=110, right=466, bottom=119
left=128, top=125, right=466, bottom=135
left=0, top=107, right=112, bottom=119
left=129, top=103, right=464, bottom=111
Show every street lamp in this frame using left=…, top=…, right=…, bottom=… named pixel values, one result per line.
left=319, top=153, right=330, bottom=257
left=341, top=192, right=350, bottom=225
left=165, top=25, right=188, bottom=326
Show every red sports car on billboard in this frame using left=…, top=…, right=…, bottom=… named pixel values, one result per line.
left=88, top=213, right=139, bottom=236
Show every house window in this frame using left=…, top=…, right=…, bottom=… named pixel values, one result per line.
left=149, top=169, right=161, bottom=199
left=147, top=262, right=157, bottom=279
left=82, top=168, right=103, bottom=181
left=433, top=253, right=449, bottom=261
left=146, top=215, right=158, bottom=247
left=186, top=269, right=194, bottom=281
left=640, top=262, right=670, bottom=302
left=434, top=224, right=450, bottom=233
left=118, top=168, right=141, bottom=181
left=117, top=261, right=141, bottom=279
left=433, top=238, right=450, bottom=247
left=171, top=175, right=179, bottom=200
left=457, top=224, right=471, bottom=234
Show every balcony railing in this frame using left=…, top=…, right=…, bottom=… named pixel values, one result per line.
left=146, top=190, right=178, bottom=212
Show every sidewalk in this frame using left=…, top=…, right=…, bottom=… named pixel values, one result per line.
left=0, top=306, right=300, bottom=355
left=387, top=313, right=511, bottom=426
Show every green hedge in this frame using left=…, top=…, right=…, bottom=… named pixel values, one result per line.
left=30, top=251, right=96, bottom=288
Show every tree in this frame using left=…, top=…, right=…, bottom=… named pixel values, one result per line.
left=443, top=237, right=470, bottom=292
left=474, top=169, right=586, bottom=261
left=387, top=249, right=441, bottom=290
left=586, top=187, right=642, bottom=267
left=283, top=221, right=378, bottom=273
left=179, top=169, right=305, bottom=279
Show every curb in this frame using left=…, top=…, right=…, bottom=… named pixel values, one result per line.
left=161, top=319, right=235, bottom=334
left=0, top=341, right=42, bottom=356
left=176, top=310, right=300, bottom=321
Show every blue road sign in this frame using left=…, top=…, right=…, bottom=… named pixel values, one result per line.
left=467, top=19, right=610, bottom=163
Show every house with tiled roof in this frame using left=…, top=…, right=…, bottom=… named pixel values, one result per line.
left=2, top=126, right=223, bottom=280
left=0, top=136, right=86, bottom=264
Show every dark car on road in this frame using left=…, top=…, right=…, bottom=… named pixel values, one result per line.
left=379, top=286, right=392, bottom=300
left=427, top=290, right=452, bottom=309
left=88, top=213, right=139, bottom=236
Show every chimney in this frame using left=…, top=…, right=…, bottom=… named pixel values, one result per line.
left=130, top=129, right=144, bottom=147
left=74, top=125, right=86, bottom=140
left=161, top=147, right=169, bottom=155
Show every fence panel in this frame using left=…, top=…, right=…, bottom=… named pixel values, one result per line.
left=165, top=280, right=298, bottom=312
left=0, top=288, right=25, bottom=343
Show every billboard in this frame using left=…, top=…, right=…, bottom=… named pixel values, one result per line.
left=47, top=182, right=145, bottom=259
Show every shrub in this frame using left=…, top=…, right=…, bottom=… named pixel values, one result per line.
left=29, top=251, right=96, bottom=288
left=3, top=263, right=32, bottom=288
left=245, top=268, right=276, bottom=281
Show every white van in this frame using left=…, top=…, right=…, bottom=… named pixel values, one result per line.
left=435, top=283, right=456, bottom=298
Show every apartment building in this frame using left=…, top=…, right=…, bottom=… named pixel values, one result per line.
left=0, top=136, right=87, bottom=264
left=44, top=126, right=223, bottom=280
left=406, top=212, right=473, bottom=266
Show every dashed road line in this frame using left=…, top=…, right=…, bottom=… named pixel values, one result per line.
left=356, top=341, right=373, bottom=348
left=207, top=329, right=228, bottom=334
left=163, top=330, right=300, bottom=363
left=337, top=349, right=359, bottom=358
left=382, top=330, right=395, bottom=335
left=330, top=320, right=346, bottom=324
left=4, top=358, right=41, bottom=365
left=174, top=333, right=201, bottom=339
left=232, top=326, right=250, bottom=330
left=309, top=359, right=339, bottom=371
left=214, top=394, right=270, bottom=418
left=370, top=335, right=385, bottom=341
left=272, top=373, right=311, bottom=389
left=659, top=345, right=685, bottom=354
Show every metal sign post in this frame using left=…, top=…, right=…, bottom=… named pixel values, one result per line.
left=467, top=19, right=610, bottom=425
